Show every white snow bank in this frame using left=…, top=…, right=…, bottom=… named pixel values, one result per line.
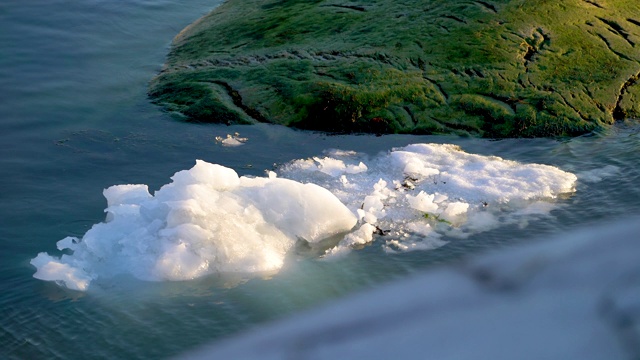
left=31, top=160, right=357, bottom=291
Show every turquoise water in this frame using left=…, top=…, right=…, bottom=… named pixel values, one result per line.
left=1, top=1, right=640, bottom=358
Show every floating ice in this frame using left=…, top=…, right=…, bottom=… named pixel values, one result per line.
left=280, top=143, right=577, bottom=255
left=31, top=160, right=357, bottom=291
left=32, top=144, right=577, bottom=291
left=215, top=133, right=248, bottom=146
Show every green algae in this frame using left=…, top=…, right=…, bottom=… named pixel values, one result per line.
left=149, top=0, right=640, bottom=137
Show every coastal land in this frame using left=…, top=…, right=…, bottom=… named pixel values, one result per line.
left=149, top=0, right=640, bottom=137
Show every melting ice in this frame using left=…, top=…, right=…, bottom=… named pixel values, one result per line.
left=32, top=144, right=577, bottom=291
left=280, top=143, right=577, bottom=254
left=31, top=161, right=357, bottom=290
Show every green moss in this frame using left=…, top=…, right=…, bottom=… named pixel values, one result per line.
left=150, top=0, right=640, bottom=137
left=423, top=212, right=453, bottom=225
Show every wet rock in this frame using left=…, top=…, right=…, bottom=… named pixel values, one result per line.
left=150, top=0, right=640, bottom=137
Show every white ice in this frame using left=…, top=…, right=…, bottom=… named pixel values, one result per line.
left=280, top=143, right=576, bottom=255
left=215, top=133, right=248, bottom=146
left=31, top=160, right=356, bottom=291
left=32, top=143, right=577, bottom=290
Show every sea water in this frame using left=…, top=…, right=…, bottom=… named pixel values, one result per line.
left=2, top=0, right=640, bottom=359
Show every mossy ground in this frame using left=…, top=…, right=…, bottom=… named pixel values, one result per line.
left=149, top=0, right=640, bottom=137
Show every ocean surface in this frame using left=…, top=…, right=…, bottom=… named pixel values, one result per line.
left=1, top=0, right=639, bottom=359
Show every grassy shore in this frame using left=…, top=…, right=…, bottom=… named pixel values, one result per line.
left=149, top=0, right=640, bottom=137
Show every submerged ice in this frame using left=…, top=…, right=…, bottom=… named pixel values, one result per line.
left=32, top=144, right=577, bottom=291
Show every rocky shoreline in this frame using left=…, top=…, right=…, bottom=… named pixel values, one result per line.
left=149, top=0, right=640, bottom=137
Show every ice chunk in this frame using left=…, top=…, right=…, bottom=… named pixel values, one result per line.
left=441, top=201, right=469, bottom=220
left=406, top=191, right=439, bottom=213
left=326, top=223, right=377, bottom=257
left=287, top=156, right=368, bottom=178
left=215, top=133, right=248, bottom=147
left=31, top=253, right=92, bottom=291
left=31, top=160, right=357, bottom=291
left=33, top=143, right=578, bottom=290
left=279, top=143, right=576, bottom=253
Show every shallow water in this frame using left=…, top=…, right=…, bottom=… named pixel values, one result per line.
left=1, top=0, right=640, bottom=359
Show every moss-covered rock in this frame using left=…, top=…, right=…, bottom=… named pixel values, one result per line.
left=149, top=0, right=640, bottom=137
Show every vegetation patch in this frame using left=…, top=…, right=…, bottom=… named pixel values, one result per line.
left=149, top=0, right=640, bottom=137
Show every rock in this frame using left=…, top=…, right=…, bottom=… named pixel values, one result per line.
left=176, top=218, right=640, bottom=360
left=149, top=0, right=640, bottom=137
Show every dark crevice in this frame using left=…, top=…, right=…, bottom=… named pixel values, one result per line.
left=628, top=18, right=640, bottom=28
left=325, top=4, right=367, bottom=12
left=593, top=32, right=634, bottom=61
left=523, top=45, right=536, bottom=63
left=540, top=29, right=551, bottom=45
left=442, top=121, right=479, bottom=133
left=518, top=76, right=537, bottom=90
left=613, top=72, right=640, bottom=120
left=523, top=44, right=537, bottom=72
left=481, top=93, right=519, bottom=112
left=584, top=83, right=607, bottom=113
left=582, top=85, right=595, bottom=99
left=210, top=80, right=269, bottom=123
left=423, top=76, right=449, bottom=101
left=508, top=31, right=525, bottom=40
left=557, top=92, right=589, bottom=121
left=231, top=42, right=249, bottom=49
left=474, top=1, right=498, bottom=13
left=315, top=71, right=338, bottom=80
left=583, top=0, right=605, bottom=9
left=428, top=116, right=446, bottom=127
left=597, top=17, right=636, bottom=47
left=523, top=28, right=550, bottom=72
left=443, top=15, right=466, bottom=24
left=412, top=57, right=427, bottom=70
left=462, top=68, right=485, bottom=78
left=403, top=106, right=418, bottom=125
left=518, top=78, right=528, bottom=89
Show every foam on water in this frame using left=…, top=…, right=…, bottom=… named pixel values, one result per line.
left=32, top=144, right=577, bottom=291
